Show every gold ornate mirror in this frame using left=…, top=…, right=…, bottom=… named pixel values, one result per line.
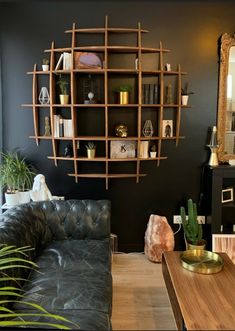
left=217, top=33, right=235, bottom=161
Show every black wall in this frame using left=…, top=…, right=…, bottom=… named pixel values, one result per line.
left=1, top=0, right=235, bottom=251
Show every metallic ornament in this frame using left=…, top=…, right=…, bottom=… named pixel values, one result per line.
left=115, top=124, right=128, bottom=138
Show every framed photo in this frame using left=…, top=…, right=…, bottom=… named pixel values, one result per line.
left=162, top=120, right=173, bottom=137
left=221, top=187, right=234, bottom=203
left=110, top=141, right=136, bottom=158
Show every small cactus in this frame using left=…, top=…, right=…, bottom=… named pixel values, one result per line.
left=180, top=198, right=203, bottom=245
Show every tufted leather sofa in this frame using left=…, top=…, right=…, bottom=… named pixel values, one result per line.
left=0, top=199, right=112, bottom=330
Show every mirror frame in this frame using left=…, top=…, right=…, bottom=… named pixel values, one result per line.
left=217, top=33, right=235, bottom=161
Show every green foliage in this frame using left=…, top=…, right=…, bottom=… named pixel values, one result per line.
left=181, top=82, right=194, bottom=95
left=114, top=84, right=132, bottom=92
left=56, top=75, right=69, bottom=95
left=42, top=58, right=49, bottom=65
left=85, top=141, right=96, bottom=150
left=0, top=152, right=35, bottom=193
left=150, top=144, right=157, bottom=152
left=0, top=244, right=78, bottom=329
left=180, top=198, right=203, bottom=245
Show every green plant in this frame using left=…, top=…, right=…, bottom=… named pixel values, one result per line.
left=42, top=58, right=49, bottom=65
left=85, top=142, right=96, bottom=150
left=0, top=152, right=35, bottom=193
left=180, top=198, right=203, bottom=245
left=0, top=244, right=78, bottom=329
left=114, top=84, right=132, bottom=93
left=150, top=144, right=157, bottom=152
left=56, top=75, right=69, bottom=95
left=181, top=82, right=194, bottom=95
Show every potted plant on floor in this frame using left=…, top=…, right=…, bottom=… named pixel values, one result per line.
left=114, top=84, right=132, bottom=104
left=0, top=244, right=78, bottom=329
left=180, top=198, right=206, bottom=250
left=0, top=152, right=19, bottom=206
left=85, top=141, right=96, bottom=159
left=0, top=152, right=35, bottom=206
left=181, top=82, right=194, bottom=106
left=56, top=75, right=69, bottom=105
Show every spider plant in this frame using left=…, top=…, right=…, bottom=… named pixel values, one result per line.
left=0, top=244, right=78, bottom=329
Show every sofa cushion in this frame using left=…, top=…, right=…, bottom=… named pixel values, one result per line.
left=15, top=239, right=112, bottom=314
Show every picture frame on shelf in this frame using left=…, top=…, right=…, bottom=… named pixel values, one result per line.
left=110, top=141, right=136, bottom=159
left=162, top=120, right=173, bottom=138
left=221, top=187, right=234, bottom=203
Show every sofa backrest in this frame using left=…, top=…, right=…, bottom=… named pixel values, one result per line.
left=0, top=200, right=111, bottom=255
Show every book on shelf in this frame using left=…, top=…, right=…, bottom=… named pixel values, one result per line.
left=142, top=83, right=158, bottom=104
left=53, top=115, right=61, bottom=137
left=139, top=141, right=149, bottom=158
left=63, top=119, right=73, bottom=137
left=55, top=52, right=72, bottom=70
left=53, top=115, right=73, bottom=138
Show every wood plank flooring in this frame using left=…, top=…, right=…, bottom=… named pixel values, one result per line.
left=111, top=253, right=177, bottom=330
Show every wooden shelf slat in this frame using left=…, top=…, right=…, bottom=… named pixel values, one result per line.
left=44, top=46, right=170, bottom=54
left=65, top=27, right=149, bottom=34
left=68, top=173, right=147, bottom=178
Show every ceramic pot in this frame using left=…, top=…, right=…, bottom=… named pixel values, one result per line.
left=117, top=92, right=129, bottom=105
left=5, top=192, right=19, bottom=206
left=181, top=95, right=189, bottom=106
left=150, top=151, right=157, bottom=158
left=87, top=149, right=96, bottom=159
left=186, top=239, right=207, bottom=250
left=42, top=64, right=49, bottom=71
left=59, top=95, right=69, bottom=105
left=18, top=190, right=31, bottom=204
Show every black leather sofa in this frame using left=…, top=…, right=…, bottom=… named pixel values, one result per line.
left=0, top=199, right=112, bottom=330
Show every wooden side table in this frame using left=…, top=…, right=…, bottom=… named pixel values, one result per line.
left=162, top=251, right=235, bottom=330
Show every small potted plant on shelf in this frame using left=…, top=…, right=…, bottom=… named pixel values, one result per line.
left=114, top=84, right=132, bottom=105
left=42, top=58, right=50, bottom=71
left=56, top=75, right=69, bottom=105
left=181, top=82, right=194, bottom=106
left=180, top=198, right=206, bottom=250
left=150, top=144, right=157, bottom=158
left=85, top=141, right=96, bottom=159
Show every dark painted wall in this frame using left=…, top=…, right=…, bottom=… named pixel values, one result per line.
left=0, top=0, right=234, bottom=251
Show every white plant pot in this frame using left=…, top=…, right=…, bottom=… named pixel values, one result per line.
left=42, top=64, right=49, bottom=71
left=181, top=95, right=189, bottom=106
left=5, top=192, right=19, bottom=206
left=18, top=190, right=31, bottom=204
left=150, top=151, right=157, bottom=158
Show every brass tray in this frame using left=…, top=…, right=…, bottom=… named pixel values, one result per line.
left=180, top=250, right=224, bottom=274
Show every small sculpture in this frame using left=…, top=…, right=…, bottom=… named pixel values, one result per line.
left=44, top=116, right=51, bottom=136
left=64, top=144, right=73, bottom=157
left=30, top=174, right=53, bottom=201
left=38, top=87, right=50, bottom=104
left=115, top=124, right=128, bottom=138
left=84, top=91, right=95, bottom=104
left=166, top=84, right=173, bottom=104
left=142, top=120, right=154, bottom=137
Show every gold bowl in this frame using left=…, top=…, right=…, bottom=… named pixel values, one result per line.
left=180, top=250, right=224, bottom=274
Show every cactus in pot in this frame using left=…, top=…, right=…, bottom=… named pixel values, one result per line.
left=180, top=198, right=205, bottom=249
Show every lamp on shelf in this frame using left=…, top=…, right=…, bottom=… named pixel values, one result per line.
left=207, top=126, right=219, bottom=166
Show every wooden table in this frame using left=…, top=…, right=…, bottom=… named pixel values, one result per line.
left=162, top=251, right=235, bottom=330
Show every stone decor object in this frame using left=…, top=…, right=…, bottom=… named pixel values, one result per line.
left=144, top=214, right=175, bottom=263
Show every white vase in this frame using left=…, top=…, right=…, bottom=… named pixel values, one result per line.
left=181, top=95, right=189, bottom=106
left=18, top=191, right=31, bottom=204
left=5, top=192, right=19, bottom=206
left=42, top=64, right=49, bottom=71
left=150, top=151, right=157, bottom=158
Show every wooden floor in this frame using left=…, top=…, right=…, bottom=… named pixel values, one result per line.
left=111, top=253, right=177, bottom=330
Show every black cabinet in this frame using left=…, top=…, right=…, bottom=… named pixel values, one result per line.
left=202, top=165, right=235, bottom=234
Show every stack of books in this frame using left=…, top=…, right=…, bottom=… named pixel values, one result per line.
left=142, top=84, right=158, bottom=104
left=53, top=115, right=73, bottom=137
left=55, top=52, right=72, bottom=70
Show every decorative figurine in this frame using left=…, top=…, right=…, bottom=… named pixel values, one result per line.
left=84, top=91, right=96, bottom=104
left=165, top=63, right=171, bottom=71
left=44, top=116, right=51, bottom=136
left=115, top=124, right=128, bottom=138
left=30, top=174, right=53, bottom=201
left=166, top=84, right=173, bottom=104
left=64, top=144, right=73, bottom=157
